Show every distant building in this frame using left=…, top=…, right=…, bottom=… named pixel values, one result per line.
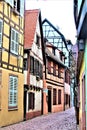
left=42, top=19, right=71, bottom=112
left=43, top=42, right=66, bottom=114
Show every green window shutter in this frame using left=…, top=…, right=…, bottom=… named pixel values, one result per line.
left=11, top=28, right=19, bottom=55
left=20, top=0, right=24, bottom=17
left=5, top=0, right=14, bottom=7
left=0, top=20, right=3, bottom=47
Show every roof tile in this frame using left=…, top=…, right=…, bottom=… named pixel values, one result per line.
left=24, top=9, right=40, bottom=49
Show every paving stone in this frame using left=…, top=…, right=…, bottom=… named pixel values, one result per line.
left=0, top=107, right=79, bottom=130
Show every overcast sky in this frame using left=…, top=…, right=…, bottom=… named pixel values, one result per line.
left=25, top=0, right=77, bottom=44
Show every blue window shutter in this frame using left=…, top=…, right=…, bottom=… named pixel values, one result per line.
left=0, top=20, right=3, bottom=47
left=9, top=76, right=18, bottom=107
left=5, top=0, right=13, bottom=7
left=10, top=28, right=19, bottom=55
left=20, top=0, right=24, bottom=17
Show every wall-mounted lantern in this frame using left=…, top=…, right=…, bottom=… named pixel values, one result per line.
left=66, top=40, right=73, bottom=52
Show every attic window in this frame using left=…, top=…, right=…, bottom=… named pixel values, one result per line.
left=36, top=35, right=40, bottom=47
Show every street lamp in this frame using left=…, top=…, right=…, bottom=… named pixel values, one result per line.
left=66, top=40, right=73, bottom=67
left=66, top=40, right=73, bottom=52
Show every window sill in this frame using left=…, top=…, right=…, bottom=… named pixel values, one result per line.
left=13, top=8, right=19, bottom=15
left=8, top=107, right=18, bottom=111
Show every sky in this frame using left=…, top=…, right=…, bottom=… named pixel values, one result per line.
left=25, top=0, right=77, bottom=44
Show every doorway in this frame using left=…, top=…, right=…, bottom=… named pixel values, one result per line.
left=48, top=89, right=51, bottom=112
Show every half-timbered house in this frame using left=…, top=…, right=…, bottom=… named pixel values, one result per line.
left=24, top=9, right=45, bottom=120
left=43, top=41, right=66, bottom=114
left=0, top=0, right=24, bottom=127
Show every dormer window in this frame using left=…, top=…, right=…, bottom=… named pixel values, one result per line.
left=36, top=35, right=40, bottom=48
left=52, top=48, right=55, bottom=55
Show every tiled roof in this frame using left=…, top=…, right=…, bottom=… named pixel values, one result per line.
left=46, top=48, right=66, bottom=68
left=24, top=9, right=40, bottom=49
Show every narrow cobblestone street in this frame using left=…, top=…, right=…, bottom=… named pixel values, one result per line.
left=0, top=107, right=78, bottom=130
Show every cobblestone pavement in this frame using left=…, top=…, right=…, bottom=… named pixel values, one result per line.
left=0, top=107, right=79, bottom=130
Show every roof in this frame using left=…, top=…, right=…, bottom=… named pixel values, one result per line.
left=24, top=9, right=40, bottom=49
left=42, top=18, right=67, bottom=49
left=46, top=48, right=66, bottom=68
left=24, top=9, right=46, bottom=65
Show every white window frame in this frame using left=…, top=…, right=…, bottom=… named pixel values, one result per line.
left=0, top=19, right=3, bottom=48
left=5, top=0, right=14, bottom=7
left=8, top=76, right=18, bottom=108
left=10, top=28, right=19, bottom=55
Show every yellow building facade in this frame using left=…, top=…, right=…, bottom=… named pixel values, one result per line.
left=0, top=0, right=24, bottom=127
left=79, top=55, right=85, bottom=130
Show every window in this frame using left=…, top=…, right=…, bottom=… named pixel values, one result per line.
left=53, top=89, right=56, bottom=105
left=65, top=94, right=68, bottom=105
left=39, top=63, right=43, bottom=79
left=10, top=28, right=19, bottom=55
left=8, top=76, right=18, bottom=108
left=52, top=48, right=55, bottom=55
left=5, top=0, right=24, bottom=17
left=14, top=0, right=20, bottom=12
left=28, top=92, right=35, bottom=110
left=0, top=20, right=3, bottom=47
left=58, top=89, right=61, bottom=104
left=35, top=59, right=39, bottom=76
left=36, top=35, right=40, bottom=47
left=53, top=63, right=56, bottom=76
left=48, top=60, right=51, bottom=74
left=30, top=56, right=34, bottom=74
left=24, top=59, right=28, bottom=70
left=58, top=65, right=62, bottom=78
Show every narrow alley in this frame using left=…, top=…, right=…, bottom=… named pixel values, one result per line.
left=0, top=107, right=78, bottom=130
